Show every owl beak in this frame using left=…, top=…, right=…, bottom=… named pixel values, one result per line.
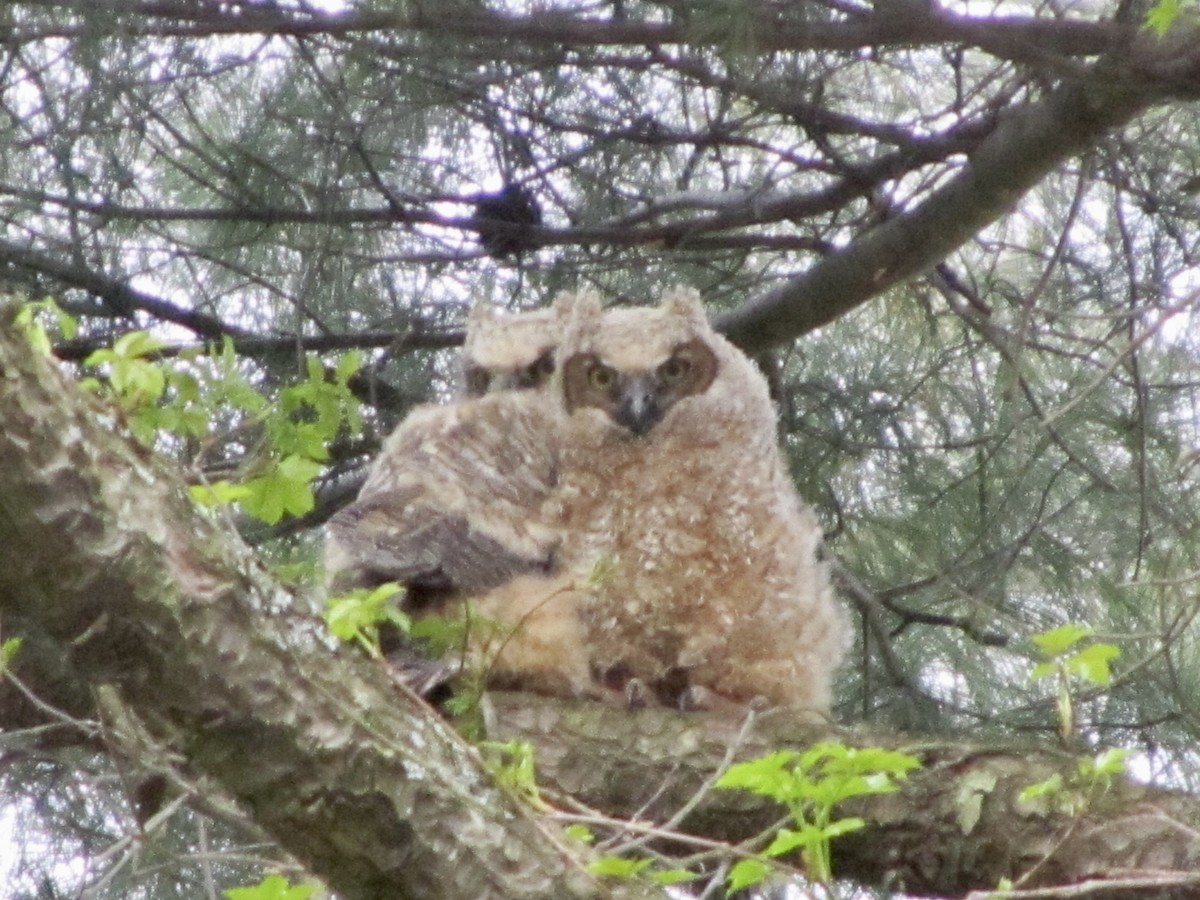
left=614, top=376, right=663, bottom=436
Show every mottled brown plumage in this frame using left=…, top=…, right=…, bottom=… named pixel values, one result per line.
left=325, top=289, right=848, bottom=713
left=324, top=395, right=562, bottom=598
left=322, top=299, right=595, bottom=697
left=551, top=288, right=849, bottom=714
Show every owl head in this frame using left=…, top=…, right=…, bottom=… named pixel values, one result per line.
left=557, top=287, right=769, bottom=438
left=461, top=303, right=561, bottom=396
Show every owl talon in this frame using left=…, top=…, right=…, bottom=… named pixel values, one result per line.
left=678, top=685, right=760, bottom=714
left=624, top=677, right=650, bottom=710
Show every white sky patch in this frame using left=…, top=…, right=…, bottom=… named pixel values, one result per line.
left=1162, top=268, right=1200, bottom=345
left=0, top=804, right=15, bottom=888
left=299, top=0, right=351, bottom=12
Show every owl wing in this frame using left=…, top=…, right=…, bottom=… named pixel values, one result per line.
left=325, top=487, right=553, bottom=598
left=324, top=393, right=563, bottom=600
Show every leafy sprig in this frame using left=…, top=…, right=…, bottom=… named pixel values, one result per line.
left=1029, top=624, right=1121, bottom=745
left=27, top=300, right=368, bottom=527
left=715, top=742, right=921, bottom=891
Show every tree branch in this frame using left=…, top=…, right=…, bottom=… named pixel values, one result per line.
left=49, top=327, right=462, bottom=363
left=716, top=47, right=1181, bottom=351
left=9, top=0, right=1129, bottom=64
left=0, top=236, right=247, bottom=341
left=488, top=695, right=1200, bottom=898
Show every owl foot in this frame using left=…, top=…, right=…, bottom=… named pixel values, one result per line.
left=624, top=677, right=651, bottom=710
left=678, top=685, right=769, bottom=714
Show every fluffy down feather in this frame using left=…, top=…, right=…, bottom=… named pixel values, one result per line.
left=323, top=298, right=598, bottom=697
left=553, top=287, right=850, bottom=715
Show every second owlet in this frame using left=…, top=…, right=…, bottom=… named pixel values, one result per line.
left=326, top=301, right=563, bottom=596
left=323, top=299, right=595, bottom=697
left=552, top=288, right=850, bottom=715
left=460, top=302, right=558, bottom=397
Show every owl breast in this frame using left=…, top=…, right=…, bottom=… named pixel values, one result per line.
left=552, top=289, right=848, bottom=712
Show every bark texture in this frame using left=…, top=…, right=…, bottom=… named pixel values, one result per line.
left=489, top=695, right=1200, bottom=898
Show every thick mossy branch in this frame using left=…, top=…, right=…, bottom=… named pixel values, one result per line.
left=488, top=695, right=1200, bottom=897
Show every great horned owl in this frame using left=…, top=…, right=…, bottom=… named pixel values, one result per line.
left=552, top=287, right=849, bottom=714
left=327, top=302, right=565, bottom=595
left=324, top=394, right=561, bottom=598
left=323, top=299, right=595, bottom=697
left=460, top=303, right=558, bottom=397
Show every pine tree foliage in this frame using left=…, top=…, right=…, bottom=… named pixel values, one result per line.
left=2, top=0, right=1200, bottom=896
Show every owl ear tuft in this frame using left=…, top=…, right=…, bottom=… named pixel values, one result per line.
left=557, top=289, right=605, bottom=351
left=659, top=286, right=708, bottom=328
left=551, top=289, right=602, bottom=320
left=467, top=299, right=500, bottom=331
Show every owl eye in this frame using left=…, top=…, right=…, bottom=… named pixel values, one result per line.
left=660, top=354, right=692, bottom=382
left=465, top=367, right=492, bottom=395
left=529, top=352, right=555, bottom=381
left=588, top=363, right=616, bottom=390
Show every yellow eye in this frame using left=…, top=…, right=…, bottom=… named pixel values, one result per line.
left=660, top=355, right=692, bottom=382
left=588, top=364, right=616, bottom=390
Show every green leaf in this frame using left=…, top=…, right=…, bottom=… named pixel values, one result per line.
left=797, top=742, right=841, bottom=772
left=715, top=750, right=801, bottom=799
left=304, top=353, right=324, bottom=384
left=1093, top=747, right=1131, bottom=777
left=586, top=855, right=652, bottom=879
left=765, top=824, right=826, bottom=857
left=726, top=858, right=771, bottom=893
left=224, top=873, right=317, bottom=900
left=189, top=481, right=253, bottom=508
left=1145, top=0, right=1182, bottom=35
left=650, top=868, right=697, bottom=886
left=324, top=583, right=406, bottom=646
left=482, top=739, right=539, bottom=799
left=1018, top=773, right=1063, bottom=802
left=1031, top=624, right=1092, bottom=658
left=15, top=306, right=51, bottom=356
left=335, top=350, right=363, bottom=383
left=1, top=637, right=22, bottom=675
left=1081, top=748, right=1130, bottom=779
left=16, top=298, right=77, bottom=355
left=1030, top=661, right=1058, bottom=682
left=1065, top=642, right=1120, bottom=686
left=94, top=354, right=167, bottom=408
left=112, top=330, right=167, bottom=359
left=239, top=455, right=322, bottom=524
left=563, top=823, right=594, bottom=844
left=821, top=816, right=867, bottom=839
